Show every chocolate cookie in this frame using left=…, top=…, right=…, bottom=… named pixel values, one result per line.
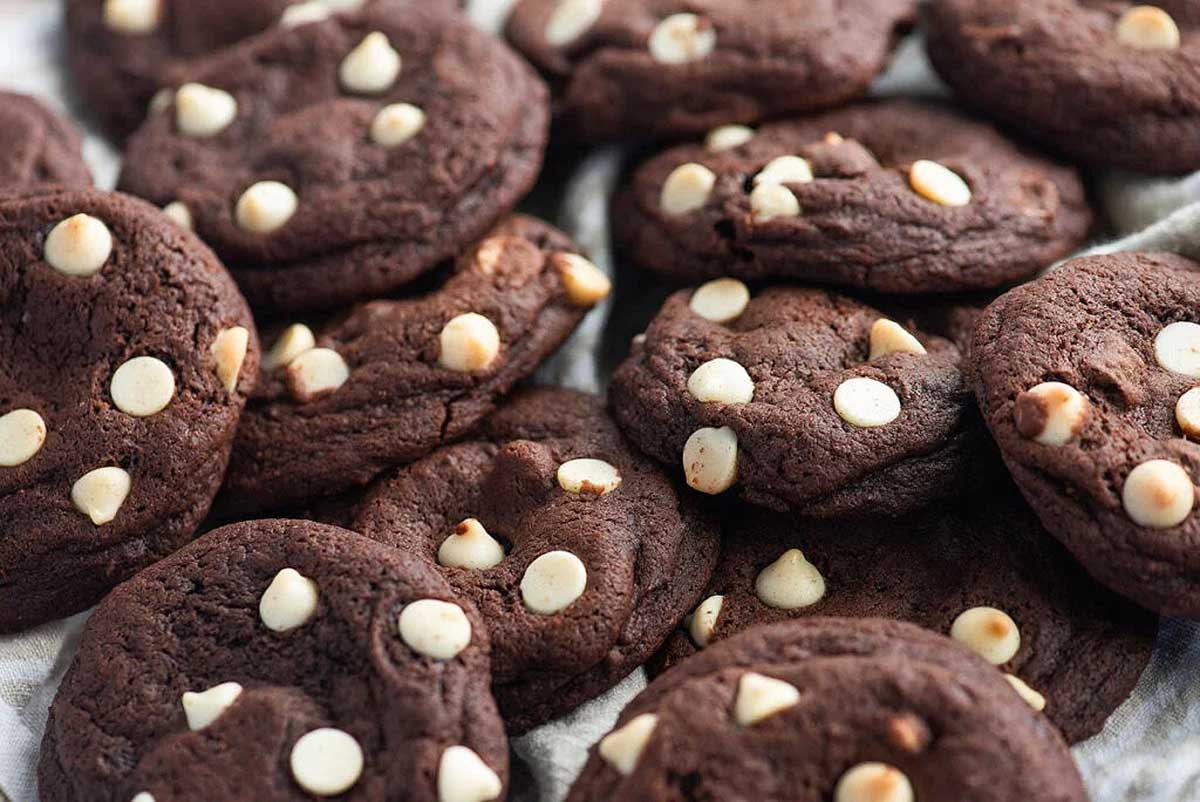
left=505, top=0, right=916, bottom=142
left=653, top=484, right=1156, bottom=743
left=118, top=1, right=547, bottom=312
left=39, top=519, right=509, bottom=802
left=0, top=92, right=92, bottom=192
left=0, top=188, right=257, bottom=632
left=927, top=0, right=1200, bottom=175
left=614, top=100, right=1092, bottom=293
left=567, top=618, right=1088, bottom=802
left=353, top=387, right=720, bottom=733
left=972, top=252, right=1200, bottom=617
left=216, top=216, right=609, bottom=517
left=610, top=282, right=984, bottom=516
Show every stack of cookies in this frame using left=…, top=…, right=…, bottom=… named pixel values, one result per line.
left=3, top=0, right=1198, bottom=799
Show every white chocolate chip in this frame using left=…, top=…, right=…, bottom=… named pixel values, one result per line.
left=750, top=183, right=800, bottom=223
left=181, top=682, right=242, bottom=731
left=175, top=83, right=238, bottom=138
left=438, top=518, right=506, bottom=570
left=162, top=201, right=193, bottom=230
left=690, top=278, right=749, bottom=323
left=688, top=594, right=723, bottom=647
left=869, top=319, right=926, bottom=360
left=398, top=599, right=472, bottom=660
left=544, top=0, right=603, bottom=47
left=557, top=458, right=622, bottom=496
left=235, top=180, right=298, bottom=234
left=287, top=348, right=350, bottom=402
left=0, top=409, right=47, bottom=467
left=1005, top=674, right=1047, bottom=712
left=833, top=377, right=900, bottom=428
left=259, top=568, right=320, bottom=632
left=520, top=550, right=587, bottom=614
left=660, top=163, right=716, bottom=215
left=755, top=549, right=826, bottom=610
left=1122, top=459, right=1195, bottom=528
left=1177, top=387, right=1200, bottom=438
left=909, top=159, right=971, bottom=207
left=1116, top=5, right=1180, bottom=50
left=339, top=31, right=402, bottom=94
left=280, top=0, right=338, bottom=27
left=438, top=313, right=501, bottom=372
left=131, top=793, right=156, bottom=802
left=290, top=728, right=364, bottom=797
left=705, top=124, right=755, bottom=152
left=1154, top=321, right=1200, bottom=377
left=1015, top=382, right=1089, bottom=446
left=211, top=326, right=250, bottom=393
left=835, top=762, right=915, bottom=802
left=950, top=606, right=1020, bottom=665
left=552, top=252, right=612, bottom=307
left=598, top=714, right=658, bottom=776
left=754, top=155, right=814, bottom=186
left=682, top=426, right=738, bottom=495
left=734, top=672, right=800, bottom=726
left=649, top=13, right=716, bottom=64
left=71, top=467, right=131, bottom=525
left=687, top=358, right=755, bottom=404
left=437, top=745, right=502, bottom=802
left=370, top=103, right=426, bottom=147
left=44, top=214, right=113, bottom=277
left=149, top=87, right=174, bottom=114
left=111, top=356, right=175, bottom=417
left=265, top=323, right=317, bottom=370
left=102, top=0, right=160, bottom=34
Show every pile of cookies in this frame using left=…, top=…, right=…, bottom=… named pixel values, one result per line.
left=3, top=0, right=1198, bottom=799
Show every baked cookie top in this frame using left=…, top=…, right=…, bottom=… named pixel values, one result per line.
left=927, top=0, right=1200, bottom=175
left=567, top=618, right=1088, bottom=802
left=0, top=91, right=92, bottom=192
left=610, top=282, right=984, bottom=516
left=0, top=188, right=257, bottom=633
left=972, top=252, right=1200, bottom=617
left=615, top=100, right=1091, bottom=293
left=506, top=0, right=916, bottom=142
left=353, top=387, right=720, bottom=733
left=39, top=519, right=508, bottom=802
left=216, top=216, right=610, bottom=518
left=119, top=2, right=548, bottom=311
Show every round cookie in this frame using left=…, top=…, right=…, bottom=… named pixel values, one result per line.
left=653, top=484, right=1156, bottom=743
left=927, top=1, right=1200, bottom=175
left=505, top=0, right=916, bottom=142
left=972, top=252, right=1200, bottom=617
left=39, top=519, right=508, bottom=802
left=118, top=1, right=548, bottom=312
left=353, top=387, right=720, bottom=733
left=216, top=216, right=609, bottom=517
left=0, top=92, right=92, bottom=192
left=0, top=188, right=257, bottom=633
left=610, top=283, right=985, bottom=516
left=614, top=99, right=1092, bottom=293
left=566, top=618, right=1088, bottom=802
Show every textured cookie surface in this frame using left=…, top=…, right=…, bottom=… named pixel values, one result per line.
left=927, top=0, right=1200, bottom=174
left=353, top=387, right=720, bottom=733
left=119, top=2, right=547, bottom=311
left=615, top=100, right=1091, bottom=293
left=610, top=283, right=984, bottom=516
left=972, top=252, right=1200, bottom=616
left=653, top=485, right=1156, bottom=743
left=567, top=618, right=1088, bottom=802
left=0, top=91, right=92, bottom=192
left=39, top=519, right=508, bottom=802
left=217, top=216, right=604, bottom=517
left=0, top=189, right=257, bottom=632
left=506, top=0, right=915, bottom=142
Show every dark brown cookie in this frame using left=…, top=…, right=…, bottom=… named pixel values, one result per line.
left=0, top=188, right=257, bottom=633
left=610, top=282, right=985, bottom=517
left=505, top=0, right=916, bottom=142
left=39, top=519, right=509, bottom=802
left=353, top=387, right=720, bottom=733
left=0, top=92, right=92, bottom=192
left=972, top=252, right=1200, bottom=617
left=927, top=0, right=1200, bottom=175
left=216, top=216, right=609, bottom=518
left=614, top=100, right=1092, bottom=293
left=118, top=2, right=547, bottom=312
left=567, top=618, right=1088, bottom=802
left=652, top=484, right=1156, bottom=744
